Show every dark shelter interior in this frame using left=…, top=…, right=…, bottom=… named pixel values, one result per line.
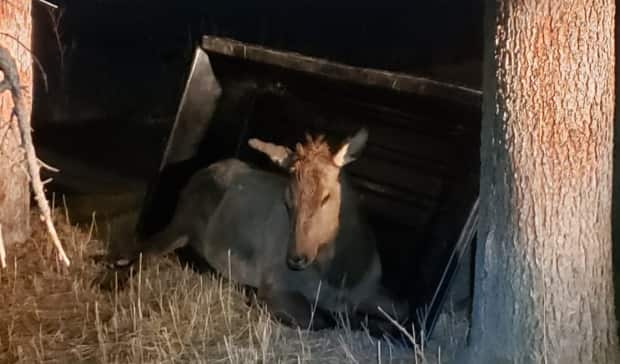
left=29, top=0, right=488, bottom=339
left=137, top=42, right=481, bottom=335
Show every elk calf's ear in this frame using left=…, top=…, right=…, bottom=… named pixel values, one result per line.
left=248, top=138, right=294, bottom=169
left=333, top=128, right=369, bottom=167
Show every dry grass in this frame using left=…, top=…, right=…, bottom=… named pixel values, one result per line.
left=0, top=209, right=466, bottom=364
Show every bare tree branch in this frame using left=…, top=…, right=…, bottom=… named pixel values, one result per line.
left=0, top=45, right=70, bottom=267
left=47, top=6, right=65, bottom=72
left=0, top=224, right=6, bottom=268
left=0, top=32, right=49, bottom=92
left=38, top=158, right=60, bottom=172
left=37, top=0, right=59, bottom=9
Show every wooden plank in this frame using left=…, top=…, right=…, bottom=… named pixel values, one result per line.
left=202, top=35, right=482, bottom=107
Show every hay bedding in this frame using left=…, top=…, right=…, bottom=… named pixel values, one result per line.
left=0, top=210, right=436, bottom=363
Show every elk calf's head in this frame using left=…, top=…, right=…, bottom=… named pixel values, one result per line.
left=249, top=128, right=368, bottom=270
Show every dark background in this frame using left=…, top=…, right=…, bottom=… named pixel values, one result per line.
left=31, top=0, right=483, bottom=127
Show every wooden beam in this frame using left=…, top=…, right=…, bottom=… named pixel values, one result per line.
left=202, top=35, right=482, bottom=107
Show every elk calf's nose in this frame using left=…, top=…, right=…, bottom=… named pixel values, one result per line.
left=287, top=255, right=309, bottom=270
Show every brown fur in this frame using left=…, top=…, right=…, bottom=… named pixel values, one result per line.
left=103, top=129, right=410, bottom=332
left=286, top=134, right=344, bottom=265
left=292, top=136, right=333, bottom=207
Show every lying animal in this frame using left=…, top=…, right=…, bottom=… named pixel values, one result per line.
left=102, top=128, right=408, bottom=331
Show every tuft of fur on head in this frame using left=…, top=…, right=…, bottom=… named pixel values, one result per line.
left=288, top=133, right=336, bottom=210
left=291, top=134, right=332, bottom=172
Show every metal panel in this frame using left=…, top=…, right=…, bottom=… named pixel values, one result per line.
left=159, top=47, right=222, bottom=168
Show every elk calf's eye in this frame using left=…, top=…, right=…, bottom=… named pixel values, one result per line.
left=321, top=193, right=330, bottom=206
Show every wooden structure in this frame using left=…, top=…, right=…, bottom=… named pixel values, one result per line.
left=137, top=35, right=481, bottom=339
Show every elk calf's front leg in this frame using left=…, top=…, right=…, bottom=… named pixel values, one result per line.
left=257, top=284, right=334, bottom=330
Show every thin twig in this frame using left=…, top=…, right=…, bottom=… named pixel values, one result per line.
left=37, top=0, right=59, bottom=9
left=0, top=224, right=6, bottom=268
left=378, top=306, right=417, bottom=345
left=0, top=32, right=49, bottom=92
left=306, top=280, right=322, bottom=331
left=38, top=158, right=60, bottom=172
left=47, top=5, right=65, bottom=72
left=0, top=45, right=70, bottom=266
